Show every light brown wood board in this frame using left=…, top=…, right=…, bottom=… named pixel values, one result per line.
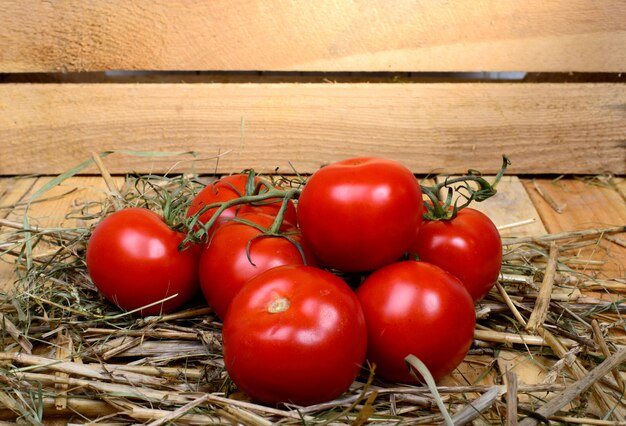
left=1, top=0, right=625, bottom=72
left=524, top=178, right=626, bottom=281
left=0, top=177, right=39, bottom=292
left=434, top=176, right=547, bottom=238
left=1, top=83, right=625, bottom=175
left=0, top=176, right=119, bottom=293
left=496, top=350, right=583, bottom=414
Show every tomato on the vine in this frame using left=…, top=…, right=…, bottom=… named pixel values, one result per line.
left=410, top=207, right=502, bottom=301
left=297, top=157, right=423, bottom=272
left=199, top=212, right=315, bottom=320
left=222, top=265, right=367, bottom=406
left=357, top=261, right=475, bottom=383
left=186, top=174, right=297, bottom=237
left=86, top=208, right=201, bottom=316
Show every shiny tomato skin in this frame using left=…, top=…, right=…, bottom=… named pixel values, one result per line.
left=357, top=261, right=475, bottom=383
left=297, top=157, right=422, bottom=272
left=223, top=265, right=367, bottom=406
left=199, top=212, right=315, bottom=320
left=411, top=208, right=502, bottom=301
left=186, top=174, right=297, bottom=237
left=86, top=208, right=201, bottom=316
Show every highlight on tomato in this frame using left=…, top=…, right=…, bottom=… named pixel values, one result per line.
left=356, top=261, right=475, bottom=383
left=297, top=157, right=423, bottom=272
left=222, top=264, right=368, bottom=406
left=86, top=208, right=201, bottom=316
left=198, top=212, right=316, bottom=320
left=186, top=173, right=297, bottom=239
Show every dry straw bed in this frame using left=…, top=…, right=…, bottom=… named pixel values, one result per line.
left=0, top=159, right=624, bottom=425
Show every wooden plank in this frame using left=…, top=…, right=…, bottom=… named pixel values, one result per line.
left=0, top=177, right=40, bottom=292
left=1, top=0, right=624, bottom=72
left=20, top=176, right=116, bottom=229
left=0, top=176, right=118, bottom=293
left=436, top=176, right=547, bottom=237
left=440, top=354, right=498, bottom=389
left=524, top=178, right=626, bottom=280
left=1, top=83, right=625, bottom=175
left=495, top=350, right=592, bottom=414
left=615, top=177, right=626, bottom=201
left=475, top=177, right=547, bottom=238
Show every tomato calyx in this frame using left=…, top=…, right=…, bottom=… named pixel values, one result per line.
left=124, top=172, right=200, bottom=236
left=420, top=155, right=510, bottom=221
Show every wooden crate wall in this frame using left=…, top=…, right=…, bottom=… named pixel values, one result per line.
left=0, top=1, right=624, bottom=175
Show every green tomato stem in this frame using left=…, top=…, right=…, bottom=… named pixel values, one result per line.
left=182, top=187, right=300, bottom=247
left=268, top=189, right=299, bottom=234
left=420, top=155, right=510, bottom=220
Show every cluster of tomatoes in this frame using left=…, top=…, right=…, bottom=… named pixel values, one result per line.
left=86, top=157, right=503, bottom=407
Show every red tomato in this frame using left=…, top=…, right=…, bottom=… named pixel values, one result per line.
left=186, top=174, right=297, bottom=237
left=410, top=208, right=502, bottom=301
left=86, top=208, right=201, bottom=316
left=297, top=157, right=422, bottom=272
left=199, top=212, right=315, bottom=320
left=222, top=265, right=367, bottom=406
left=357, top=261, right=475, bottom=383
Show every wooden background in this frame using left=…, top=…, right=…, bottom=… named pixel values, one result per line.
left=1, top=0, right=624, bottom=73
left=0, top=2, right=625, bottom=423
left=1, top=0, right=625, bottom=175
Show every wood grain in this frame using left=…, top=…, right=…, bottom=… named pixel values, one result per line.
left=1, top=83, right=625, bottom=175
left=0, top=177, right=38, bottom=292
left=0, top=177, right=118, bottom=293
left=496, top=350, right=583, bottom=413
left=436, top=176, right=547, bottom=237
left=0, top=0, right=624, bottom=72
left=524, top=179, right=626, bottom=280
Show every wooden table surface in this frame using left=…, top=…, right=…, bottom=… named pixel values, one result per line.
left=0, top=174, right=624, bottom=423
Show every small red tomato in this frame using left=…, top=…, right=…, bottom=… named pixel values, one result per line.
left=186, top=174, right=297, bottom=237
left=86, top=208, right=200, bottom=316
left=199, top=212, right=315, bottom=319
left=223, top=265, right=368, bottom=406
left=297, top=157, right=422, bottom=272
left=410, top=208, right=502, bottom=301
left=357, top=261, right=475, bottom=383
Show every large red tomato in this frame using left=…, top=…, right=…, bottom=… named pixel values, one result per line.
left=199, top=212, right=315, bottom=320
left=222, top=265, right=367, bottom=406
left=86, top=208, right=201, bottom=316
left=297, top=157, right=422, bottom=272
left=186, top=174, right=297, bottom=237
left=410, top=208, right=502, bottom=301
left=356, top=261, right=475, bottom=383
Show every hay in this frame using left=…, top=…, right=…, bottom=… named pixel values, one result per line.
left=0, top=166, right=624, bottom=425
